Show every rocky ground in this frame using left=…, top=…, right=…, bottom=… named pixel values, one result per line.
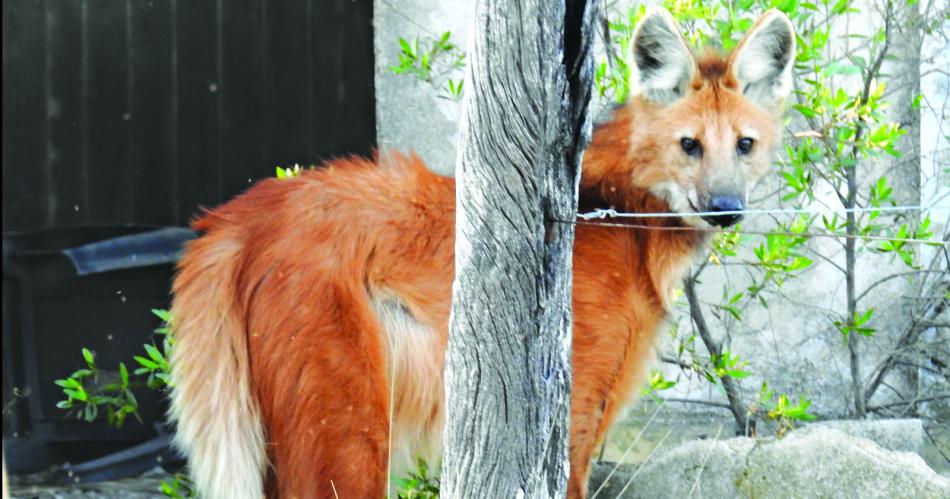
left=8, top=469, right=171, bottom=499
left=590, top=425, right=949, bottom=498
left=591, top=406, right=949, bottom=498
left=8, top=410, right=949, bottom=498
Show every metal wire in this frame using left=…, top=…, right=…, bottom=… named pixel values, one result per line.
left=577, top=204, right=949, bottom=220
left=563, top=203, right=950, bottom=246
left=562, top=219, right=950, bottom=246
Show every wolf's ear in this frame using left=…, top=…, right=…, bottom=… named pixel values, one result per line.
left=630, top=9, right=695, bottom=105
left=730, top=10, right=796, bottom=108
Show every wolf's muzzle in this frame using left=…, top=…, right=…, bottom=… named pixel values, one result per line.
left=702, top=196, right=744, bottom=227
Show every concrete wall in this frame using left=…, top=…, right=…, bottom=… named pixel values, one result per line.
left=374, top=0, right=472, bottom=175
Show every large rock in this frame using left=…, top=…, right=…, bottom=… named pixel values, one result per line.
left=589, top=427, right=949, bottom=498
left=798, top=418, right=924, bottom=454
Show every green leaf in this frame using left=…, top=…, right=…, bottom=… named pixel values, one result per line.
left=70, top=369, right=94, bottom=379
left=722, top=305, right=742, bottom=320
left=793, top=104, right=818, bottom=118
left=55, top=378, right=81, bottom=389
left=152, top=308, right=172, bottom=323
left=145, top=343, right=165, bottom=364
left=115, top=410, right=127, bottom=428
left=84, top=403, right=98, bottom=422
left=135, top=355, right=159, bottom=370
left=82, top=348, right=95, bottom=368
left=101, top=382, right=121, bottom=392
left=398, top=38, right=412, bottom=56
left=855, top=308, right=874, bottom=326
left=848, top=54, right=866, bottom=68
left=64, top=389, right=87, bottom=402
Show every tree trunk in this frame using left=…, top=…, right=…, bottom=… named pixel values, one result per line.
left=883, top=0, right=922, bottom=209
left=441, top=0, right=597, bottom=497
left=872, top=0, right=924, bottom=409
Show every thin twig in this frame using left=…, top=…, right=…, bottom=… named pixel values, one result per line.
left=590, top=403, right=665, bottom=499
left=614, top=427, right=675, bottom=499
left=856, top=270, right=950, bottom=302
left=923, top=426, right=950, bottom=466
left=865, top=284, right=949, bottom=402
left=684, top=277, right=751, bottom=435
left=659, top=397, right=731, bottom=409
left=867, top=392, right=950, bottom=411
left=687, top=425, right=724, bottom=498
left=659, top=355, right=695, bottom=372
left=894, top=360, right=949, bottom=379
left=801, top=244, right=848, bottom=274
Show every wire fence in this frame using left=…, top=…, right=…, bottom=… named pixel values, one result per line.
left=567, top=204, right=950, bottom=246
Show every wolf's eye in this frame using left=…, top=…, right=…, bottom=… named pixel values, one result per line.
left=737, top=137, right=754, bottom=155
left=680, top=137, right=702, bottom=158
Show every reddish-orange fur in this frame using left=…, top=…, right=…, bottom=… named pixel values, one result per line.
left=170, top=10, right=792, bottom=498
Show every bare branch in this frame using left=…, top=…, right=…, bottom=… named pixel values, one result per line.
left=856, top=269, right=950, bottom=303
left=659, top=397, right=731, bottom=409
left=684, top=275, right=752, bottom=435
left=865, top=290, right=949, bottom=402
left=867, top=392, right=950, bottom=412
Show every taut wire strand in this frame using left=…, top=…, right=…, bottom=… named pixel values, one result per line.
left=552, top=220, right=949, bottom=247
left=560, top=203, right=950, bottom=246
left=577, top=204, right=949, bottom=220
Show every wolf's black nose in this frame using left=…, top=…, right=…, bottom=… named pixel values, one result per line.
left=702, top=196, right=744, bottom=227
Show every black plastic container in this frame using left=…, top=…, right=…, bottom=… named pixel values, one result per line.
left=3, top=226, right=175, bottom=473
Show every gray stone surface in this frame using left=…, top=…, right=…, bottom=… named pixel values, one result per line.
left=589, top=428, right=949, bottom=499
left=799, top=418, right=924, bottom=454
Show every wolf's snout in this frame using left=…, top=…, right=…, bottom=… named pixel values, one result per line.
left=702, top=196, right=744, bottom=227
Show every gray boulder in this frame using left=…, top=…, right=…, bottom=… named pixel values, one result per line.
left=589, top=427, right=949, bottom=499
left=798, top=418, right=924, bottom=454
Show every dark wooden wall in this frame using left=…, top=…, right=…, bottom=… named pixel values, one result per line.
left=2, top=0, right=377, bottom=470
left=2, top=0, right=377, bottom=232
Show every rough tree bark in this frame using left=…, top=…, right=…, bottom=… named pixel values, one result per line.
left=441, top=0, right=597, bottom=497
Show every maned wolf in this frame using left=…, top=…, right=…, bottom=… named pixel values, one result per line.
left=169, top=9, right=795, bottom=498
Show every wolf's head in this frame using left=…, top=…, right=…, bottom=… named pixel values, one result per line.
left=588, top=9, right=795, bottom=228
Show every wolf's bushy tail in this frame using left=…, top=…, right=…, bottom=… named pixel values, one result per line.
left=168, top=232, right=266, bottom=499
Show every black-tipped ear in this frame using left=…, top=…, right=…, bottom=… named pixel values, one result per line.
left=630, top=9, right=695, bottom=105
left=731, top=10, right=796, bottom=107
